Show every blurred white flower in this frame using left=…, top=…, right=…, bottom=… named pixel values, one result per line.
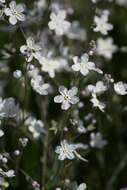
left=48, top=10, right=71, bottom=35
left=54, top=86, right=79, bottom=110
left=87, top=81, right=107, bottom=95
left=13, top=70, right=22, bottom=79
left=39, top=57, right=60, bottom=78
left=0, top=98, right=19, bottom=118
left=31, top=75, right=50, bottom=95
left=72, top=53, right=103, bottom=76
left=96, top=38, right=117, bottom=59
left=4, top=1, right=25, bottom=25
left=20, top=37, right=42, bottom=62
left=94, top=12, right=113, bottom=35
left=90, top=132, right=107, bottom=148
left=25, top=116, right=45, bottom=139
left=77, top=183, right=87, bottom=190
left=114, top=81, right=127, bottom=95
left=35, top=0, right=47, bottom=10
left=90, top=94, right=105, bottom=112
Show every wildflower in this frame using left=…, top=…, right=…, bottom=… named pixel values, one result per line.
left=20, top=37, right=42, bottom=62
left=31, top=75, right=50, bottom=95
left=55, top=140, right=87, bottom=161
left=72, top=53, right=102, bottom=76
left=90, top=132, right=107, bottom=148
left=25, top=116, right=45, bottom=139
left=114, top=81, right=127, bottom=95
left=90, top=94, right=105, bottom=112
left=4, top=1, right=25, bottom=25
left=54, top=86, right=79, bottom=110
left=87, top=81, right=107, bottom=95
left=94, top=11, right=113, bottom=35
left=0, top=98, right=19, bottom=118
left=96, top=38, right=117, bottom=59
left=39, top=57, right=60, bottom=78
left=48, top=10, right=71, bottom=35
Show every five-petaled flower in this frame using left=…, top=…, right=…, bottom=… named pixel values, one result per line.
left=54, top=86, right=79, bottom=110
left=72, top=53, right=103, bottom=76
left=94, top=12, right=113, bottom=35
left=4, top=1, right=25, bottom=25
left=55, top=140, right=88, bottom=161
left=96, top=38, right=117, bottom=59
left=20, top=37, right=41, bottom=62
left=48, top=10, right=71, bottom=36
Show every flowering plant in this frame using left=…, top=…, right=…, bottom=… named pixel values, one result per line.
left=0, top=0, right=127, bottom=190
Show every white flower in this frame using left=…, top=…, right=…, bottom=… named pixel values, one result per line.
left=87, top=81, right=107, bottom=95
left=90, top=132, right=107, bottom=148
left=77, top=183, right=87, bottom=190
left=55, top=140, right=87, bottom=161
left=94, top=12, right=113, bottom=35
left=20, top=37, right=42, bottom=62
left=54, top=86, right=79, bottom=110
left=90, top=94, right=105, bottom=112
left=25, top=116, right=45, bottom=139
left=72, top=53, right=103, bottom=76
left=4, top=1, right=25, bottom=25
left=39, top=57, right=60, bottom=78
left=48, top=10, right=71, bottom=36
left=114, top=81, right=127, bottom=95
left=0, top=98, right=19, bottom=118
left=31, top=75, right=50, bottom=95
left=55, top=140, right=76, bottom=160
left=96, top=38, right=117, bottom=59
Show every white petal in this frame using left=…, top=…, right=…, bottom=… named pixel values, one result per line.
left=9, top=1, right=16, bottom=10
left=61, top=100, right=70, bottom=110
left=72, top=63, right=80, bottom=71
left=69, top=96, right=79, bottom=104
left=54, top=95, right=64, bottom=103
left=20, top=45, right=27, bottom=53
left=9, top=15, right=17, bottom=25
left=16, top=13, right=25, bottom=21
left=68, top=87, right=78, bottom=96
left=16, top=4, right=25, bottom=13
left=4, top=8, right=11, bottom=16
